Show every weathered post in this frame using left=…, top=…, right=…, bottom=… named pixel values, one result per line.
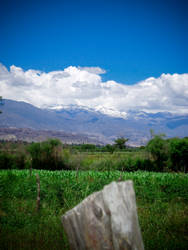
left=62, top=180, right=144, bottom=250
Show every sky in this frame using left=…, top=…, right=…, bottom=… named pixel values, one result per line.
left=0, top=0, right=188, bottom=116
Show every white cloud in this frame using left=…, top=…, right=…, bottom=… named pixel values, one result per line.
left=0, top=63, right=188, bottom=116
left=78, top=66, right=106, bottom=74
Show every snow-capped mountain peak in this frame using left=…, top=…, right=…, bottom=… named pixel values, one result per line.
left=47, top=104, right=128, bottom=119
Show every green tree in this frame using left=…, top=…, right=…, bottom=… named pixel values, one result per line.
left=105, top=144, right=116, bottom=154
left=80, top=144, right=96, bottom=152
left=168, top=137, right=188, bottom=172
left=114, top=137, right=129, bottom=150
left=27, top=139, right=63, bottom=170
left=146, top=134, right=168, bottom=171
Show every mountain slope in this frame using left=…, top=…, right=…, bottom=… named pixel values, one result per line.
left=0, top=99, right=188, bottom=145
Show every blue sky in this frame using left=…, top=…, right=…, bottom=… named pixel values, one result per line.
left=0, top=0, right=187, bottom=84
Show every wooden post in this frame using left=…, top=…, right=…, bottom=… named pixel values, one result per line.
left=62, top=180, right=144, bottom=250
left=36, top=174, right=40, bottom=212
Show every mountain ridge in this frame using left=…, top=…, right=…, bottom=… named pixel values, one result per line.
left=0, top=99, right=188, bottom=146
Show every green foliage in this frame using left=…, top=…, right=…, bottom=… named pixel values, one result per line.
left=0, top=152, right=26, bottom=170
left=116, top=157, right=155, bottom=172
left=27, top=139, right=66, bottom=170
left=90, top=158, right=116, bottom=171
left=116, top=157, right=135, bottom=171
left=104, top=144, right=116, bottom=154
left=80, top=144, right=96, bottom=151
left=168, top=137, right=188, bottom=172
left=146, top=135, right=168, bottom=171
left=114, top=137, right=129, bottom=150
left=0, top=153, right=14, bottom=169
left=1, top=136, right=188, bottom=173
left=146, top=134, right=188, bottom=172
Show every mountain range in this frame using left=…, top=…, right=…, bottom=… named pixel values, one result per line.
left=0, top=99, right=188, bottom=146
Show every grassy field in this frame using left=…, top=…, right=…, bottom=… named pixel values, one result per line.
left=0, top=169, right=188, bottom=249
left=75, top=151, right=148, bottom=166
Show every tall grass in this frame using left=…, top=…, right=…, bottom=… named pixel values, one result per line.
left=0, top=170, right=187, bottom=249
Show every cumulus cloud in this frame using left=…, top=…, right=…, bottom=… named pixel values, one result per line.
left=78, top=66, right=106, bottom=74
left=0, top=63, right=188, bottom=116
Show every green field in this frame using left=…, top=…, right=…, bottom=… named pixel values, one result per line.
left=0, top=169, right=187, bottom=249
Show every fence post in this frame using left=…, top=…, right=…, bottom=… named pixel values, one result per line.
left=62, top=180, right=144, bottom=250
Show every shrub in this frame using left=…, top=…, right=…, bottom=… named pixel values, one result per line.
left=115, top=157, right=156, bottom=172
left=146, top=135, right=168, bottom=171
left=0, top=153, right=14, bottom=169
left=168, top=137, right=188, bottom=172
left=12, top=153, right=26, bottom=169
left=27, top=139, right=66, bottom=170
left=116, top=157, right=136, bottom=172
left=134, top=158, right=155, bottom=171
left=80, top=144, right=96, bottom=152
left=105, top=144, right=116, bottom=154
left=0, top=152, right=26, bottom=170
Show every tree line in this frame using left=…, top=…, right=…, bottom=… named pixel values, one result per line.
left=0, top=135, right=187, bottom=172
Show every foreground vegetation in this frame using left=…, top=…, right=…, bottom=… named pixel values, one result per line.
left=0, top=169, right=188, bottom=249
left=0, top=136, right=188, bottom=249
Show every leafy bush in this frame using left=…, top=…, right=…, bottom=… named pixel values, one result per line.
left=115, top=157, right=154, bottom=172
left=80, top=144, right=97, bottom=152
left=134, top=158, right=156, bottom=171
left=27, top=139, right=67, bottom=170
left=146, top=135, right=168, bottom=171
left=0, top=153, right=14, bottom=169
left=168, top=138, right=188, bottom=172
left=104, top=144, right=116, bottom=154
left=116, top=157, right=136, bottom=171
left=0, top=152, right=26, bottom=170
left=12, top=153, right=26, bottom=169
